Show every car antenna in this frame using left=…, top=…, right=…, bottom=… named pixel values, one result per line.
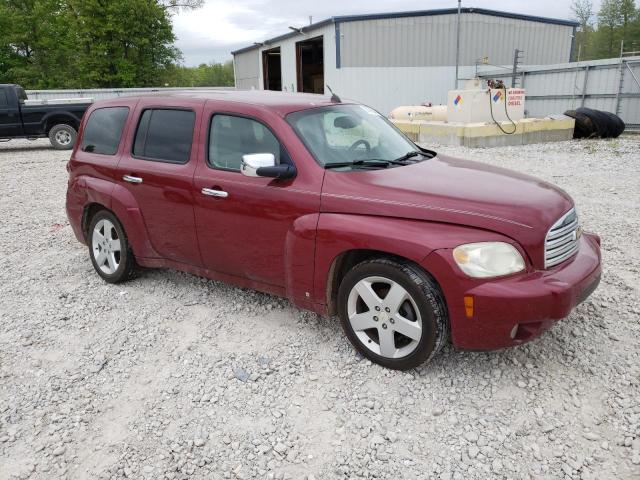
left=326, top=85, right=341, bottom=103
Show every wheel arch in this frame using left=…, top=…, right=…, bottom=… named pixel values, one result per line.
left=77, top=180, right=158, bottom=259
left=82, top=202, right=108, bottom=240
left=43, top=112, right=80, bottom=133
left=325, top=249, right=429, bottom=316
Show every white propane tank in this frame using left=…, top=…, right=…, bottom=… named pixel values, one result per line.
left=389, top=105, right=448, bottom=122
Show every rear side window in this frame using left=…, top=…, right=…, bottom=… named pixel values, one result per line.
left=208, top=115, right=281, bottom=171
left=81, top=107, right=129, bottom=155
left=133, top=109, right=195, bottom=164
left=0, top=90, right=8, bottom=106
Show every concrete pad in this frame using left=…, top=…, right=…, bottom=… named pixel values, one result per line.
left=391, top=116, right=575, bottom=148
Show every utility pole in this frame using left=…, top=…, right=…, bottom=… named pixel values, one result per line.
left=511, top=49, right=523, bottom=88
left=455, top=0, right=461, bottom=89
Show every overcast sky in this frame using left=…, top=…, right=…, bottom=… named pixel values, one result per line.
left=172, top=0, right=602, bottom=66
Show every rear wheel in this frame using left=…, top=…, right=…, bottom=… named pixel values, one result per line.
left=88, top=210, right=136, bottom=283
left=337, top=257, right=449, bottom=370
left=49, top=124, right=77, bottom=150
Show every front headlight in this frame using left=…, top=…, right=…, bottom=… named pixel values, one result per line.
left=452, top=242, right=525, bottom=278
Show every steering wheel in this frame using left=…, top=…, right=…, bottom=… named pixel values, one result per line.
left=348, top=139, right=371, bottom=153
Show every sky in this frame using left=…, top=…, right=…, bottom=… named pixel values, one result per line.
left=172, top=0, right=602, bottom=66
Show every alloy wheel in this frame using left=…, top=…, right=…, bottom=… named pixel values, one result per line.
left=55, top=129, right=72, bottom=146
left=91, top=219, right=122, bottom=275
left=347, top=276, right=423, bottom=359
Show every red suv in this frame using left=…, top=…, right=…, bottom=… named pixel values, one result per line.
left=66, top=91, right=601, bottom=370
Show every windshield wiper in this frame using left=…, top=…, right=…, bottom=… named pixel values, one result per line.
left=394, top=150, right=423, bottom=162
left=324, top=152, right=426, bottom=170
left=324, top=159, right=397, bottom=169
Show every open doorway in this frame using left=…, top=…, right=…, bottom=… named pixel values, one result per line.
left=262, top=47, right=282, bottom=91
left=296, top=36, right=324, bottom=94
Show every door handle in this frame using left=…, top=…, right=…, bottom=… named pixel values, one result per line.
left=201, top=187, right=228, bottom=198
left=123, top=175, right=143, bottom=184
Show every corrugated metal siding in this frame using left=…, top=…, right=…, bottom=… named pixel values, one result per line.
left=331, top=66, right=465, bottom=115
left=233, top=50, right=260, bottom=90
left=244, top=24, right=336, bottom=94
left=479, top=57, right=640, bottom=125
left=340, top=13, right=573, bottom=67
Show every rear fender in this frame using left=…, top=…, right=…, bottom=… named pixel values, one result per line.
left=41, top=111, right=81, bottom=131
left=78, top=177, right=157, bottom=258
left=108, top=184, right=159, bottom=259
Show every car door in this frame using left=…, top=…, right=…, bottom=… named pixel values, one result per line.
left=0, top=88, right=22, bottom=137
left=192, top=102, right=323, bottom=293
left=116, top=100, right=203, bottom=266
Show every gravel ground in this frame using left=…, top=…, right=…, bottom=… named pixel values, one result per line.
left=0, top=137, right=639, bottom=480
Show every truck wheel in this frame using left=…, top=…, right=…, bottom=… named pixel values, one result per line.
left=337, top=258, right=449, bottom=370
left=88, top=210, right=136, bottom=283
left=49, top=124, right=77, bottom=150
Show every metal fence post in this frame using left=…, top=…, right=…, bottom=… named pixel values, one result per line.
left=581, top=65, right=589, bottom=108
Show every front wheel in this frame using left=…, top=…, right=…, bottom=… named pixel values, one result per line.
left=337, top=258, right=449, bottom=370
left=88, top=210, right=136, bottom=283
left=49, top=124, right=77, bottom=150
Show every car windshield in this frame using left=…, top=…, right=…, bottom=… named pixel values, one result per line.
left=287, top=104, right=429, bottom=170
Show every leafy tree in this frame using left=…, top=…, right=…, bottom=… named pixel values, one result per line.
left=597, top=0, right=622, bottom=57
left=572, top=0, right=640, bottom=60
left=572, top=0, right=594, bottom=28
left=572, top=0, right=595, bottom=59
left=0, top=0, right=192, bottom=88
left=158, top=61, right=235, bottom=87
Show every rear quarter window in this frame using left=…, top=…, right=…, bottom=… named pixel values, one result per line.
left=81, top=107, right=129, bottom=155
left=133, top=109, right=195, bottom=164
left=0, top=90, right=8, bottom=106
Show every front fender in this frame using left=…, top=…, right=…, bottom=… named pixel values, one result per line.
left=283, top=213, right=320, bottom=308
left=312, top=213, right=513, bottom=307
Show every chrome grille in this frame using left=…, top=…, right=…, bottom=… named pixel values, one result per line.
left=545, top=208, right=580, bottom=268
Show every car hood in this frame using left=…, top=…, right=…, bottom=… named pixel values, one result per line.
left=320, top=154, right=574, bottom=268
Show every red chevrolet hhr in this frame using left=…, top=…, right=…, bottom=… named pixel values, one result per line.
left=66, top=91, right=601, bottom=370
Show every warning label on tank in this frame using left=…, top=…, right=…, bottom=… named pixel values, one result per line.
left=493, top=91, right=503, bottom=102
left=508, top=89, right=525, bottom=106
left=454, top=95, right=463, bottom=106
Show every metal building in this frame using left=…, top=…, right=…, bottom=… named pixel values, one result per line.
left=232, top=8, right=578, bottom=114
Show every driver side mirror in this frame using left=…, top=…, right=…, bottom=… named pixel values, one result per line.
left=241, top=153, right=296, bottom=180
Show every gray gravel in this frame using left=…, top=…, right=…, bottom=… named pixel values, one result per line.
left=0, top=137, right=639, bottom=480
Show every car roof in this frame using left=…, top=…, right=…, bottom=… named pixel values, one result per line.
left=94, top=90, right=350, bottom=116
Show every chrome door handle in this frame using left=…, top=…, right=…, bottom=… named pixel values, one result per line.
left=123, top=175, right=143, bottom=184
left=201, top=187, right=228, bottom=198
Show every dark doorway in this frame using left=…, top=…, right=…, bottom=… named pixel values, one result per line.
left=296, top=36, right=324, bottom=94
left=262, top=47, right=282, bottom=91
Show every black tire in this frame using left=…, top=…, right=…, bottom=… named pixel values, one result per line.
left=566, top=108, right=626, bottom=139
left=88, top=210, right=136, bottom=283
left=337, top=257, right=449, bottom=370
left=48, top=124, right=77, bottom=150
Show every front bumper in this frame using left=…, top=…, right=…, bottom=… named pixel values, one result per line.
left=422, top=233, right=602, bottom=350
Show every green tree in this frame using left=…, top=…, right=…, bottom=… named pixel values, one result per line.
left=158, top=61, right=235, bottom=88
left=597, top=0, right=622, bottom=57
left=572, top=0, right=595, bottom=59
left=0, top=0, right=193, bottom=88
left=66, top=0, right=180, bottom=87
